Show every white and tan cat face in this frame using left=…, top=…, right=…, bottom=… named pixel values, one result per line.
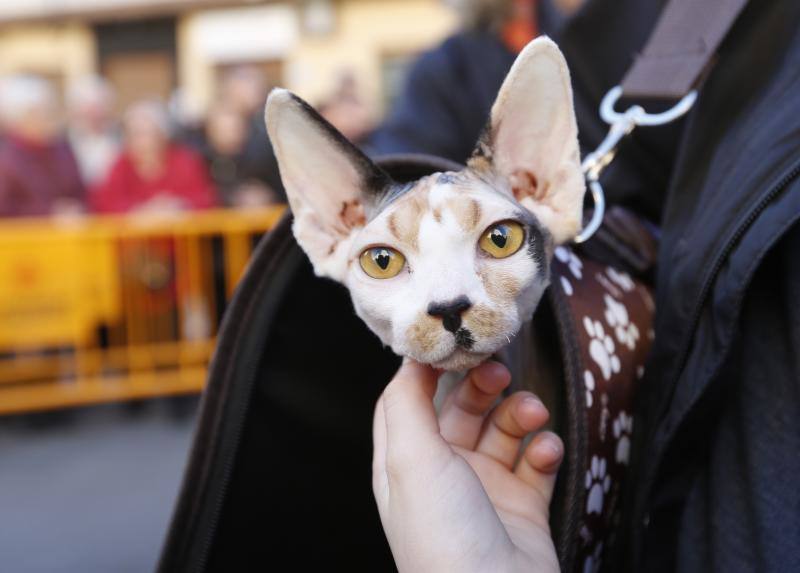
left=266, top=37, right=584, bottom=371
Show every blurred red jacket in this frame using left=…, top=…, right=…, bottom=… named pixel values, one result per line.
left=92, top=145, right=217, bottom=214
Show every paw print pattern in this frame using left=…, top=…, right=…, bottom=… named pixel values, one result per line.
left=584, top=370, right=595, bottom=408
left=583, top=316, right=621, bottom=380
left=555, top=246, right=583, bottom=280
left=613, top=411, right=634, bottom=465
left=582, top=542, right=604, bottom=573
left=603, top=294, right=640, bottom=351
left=585, top=456, right=611, bottom=515
left=560, top=275, right=574, bottom=296
left=606, top=267, right=635, bottom=292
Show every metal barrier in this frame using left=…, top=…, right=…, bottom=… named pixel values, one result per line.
left=0, top=207, right=285, bottom=415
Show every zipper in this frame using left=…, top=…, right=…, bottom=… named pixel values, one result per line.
left=191, top=223, right=299, bottom=572
left=193, top=363, right=255, bottom=572
left=662, top=159, right=800, bottom=421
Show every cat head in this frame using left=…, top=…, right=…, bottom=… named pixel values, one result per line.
left=265, top=37, right=584, bottom=371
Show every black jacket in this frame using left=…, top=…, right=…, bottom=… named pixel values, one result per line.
left=562, top=1, right=800, bottom=570
left=373, top=0, right=800, bottom=570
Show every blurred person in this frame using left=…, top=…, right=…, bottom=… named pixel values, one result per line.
left=367, top=0, right=566, bottom=162
left=200, top=102, right=274, bottom=208
left=66, top=76, right=120, bottom=188
left=169, top=87, right=206, bottom=151
left=0, top=75, right=85, bottom=218
left=220, top=66, right=266, bottom=121
left=93, top=100, right=216, bottom=394
left=317, top=72, right=375, bottom=145
left=92, top=99, right=216, bottom=214
left=218, top=65, right=285, bottom=203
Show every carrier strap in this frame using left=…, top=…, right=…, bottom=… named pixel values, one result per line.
left=621, top=0, right=749, bottom=99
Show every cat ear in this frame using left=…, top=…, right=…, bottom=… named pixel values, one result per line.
left=265, top=89, right=392, bottom=281
left=470, top=37, right=585, bottom=244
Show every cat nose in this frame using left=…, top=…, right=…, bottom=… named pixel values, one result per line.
left=427, top=296, right=472, bottom=333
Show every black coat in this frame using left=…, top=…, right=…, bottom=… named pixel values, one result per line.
left=373, top=0, right=800, bottom=570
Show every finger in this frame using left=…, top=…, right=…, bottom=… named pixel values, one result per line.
left=372, top=394, right=389, bottom=508
left=515, top=431, right=563, bottom=502
left=382, top=360, right=447, bottom=473
left=475, top=392, right=550, bottom=468
left=439, top=361, right=511, bottom=449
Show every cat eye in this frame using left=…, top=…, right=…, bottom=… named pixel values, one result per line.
left=359, top=246, right=406, bottom=279
left=479, top=221, right=525, bottom=258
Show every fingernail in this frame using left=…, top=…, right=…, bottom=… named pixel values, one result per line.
left=522, top=395, right=543, bottom=407
left=539, top=437, right=562, bottom=458
left=546, top=439, right=562, bottom=455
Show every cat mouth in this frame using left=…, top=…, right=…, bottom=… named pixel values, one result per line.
left=454, top=328, right=475, bottom=350
left=429, top=328, right=483, bottom=370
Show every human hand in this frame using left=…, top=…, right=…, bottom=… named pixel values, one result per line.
left=372, top=360, right=563, bottom=573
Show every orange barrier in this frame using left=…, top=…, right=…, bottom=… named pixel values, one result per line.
left=0, top=207, right=284, bottom=415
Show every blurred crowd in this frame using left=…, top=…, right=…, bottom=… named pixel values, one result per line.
left=0, top=66, right=376, bottom=219
left=0, top=0, right=584, bottom=221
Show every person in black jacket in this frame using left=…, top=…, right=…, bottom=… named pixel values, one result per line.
left=365, top=0, right=565, bottom=162
left=371, top=0, right=800, bottom=571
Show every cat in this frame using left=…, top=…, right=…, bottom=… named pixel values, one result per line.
left=265, top=37, right=584, bottom=372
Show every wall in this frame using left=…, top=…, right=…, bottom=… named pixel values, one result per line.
left=0, top=23, right=96, bottom=90
left=179, top=0, right=458, bottom=116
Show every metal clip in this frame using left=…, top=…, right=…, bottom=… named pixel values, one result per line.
left=573, top=86, right=698, bottom=244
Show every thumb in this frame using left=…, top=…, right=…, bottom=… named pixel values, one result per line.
left=382, top=360, right=444, bottom=462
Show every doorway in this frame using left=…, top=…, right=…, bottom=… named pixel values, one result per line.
left=95, top=17, right=177, bottom=113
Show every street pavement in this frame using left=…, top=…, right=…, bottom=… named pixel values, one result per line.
left=0, top=399, right=198, bottom=573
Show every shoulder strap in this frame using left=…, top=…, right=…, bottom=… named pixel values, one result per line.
left=621, top=0, right=749, bottom=99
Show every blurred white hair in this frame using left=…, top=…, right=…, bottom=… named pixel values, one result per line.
left=66, top=75, right=115, bottom=110
left=123, top=99, right=173, bottom=137
left=0, top=74, right=58, bottom=126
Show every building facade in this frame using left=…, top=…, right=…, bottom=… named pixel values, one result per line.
left=0, top=0, right=457, bottom=117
